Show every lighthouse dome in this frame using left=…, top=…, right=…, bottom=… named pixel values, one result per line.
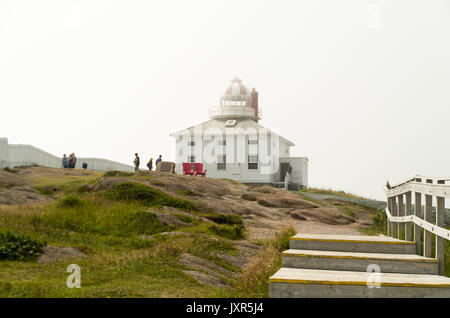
left=224, top=77, right=249, bottom=96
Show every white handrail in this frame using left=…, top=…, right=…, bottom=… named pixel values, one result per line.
left=387, top=175, right=450, bottom=190
left=384, top=175, right=449, bottom=275
left=385, top=207, right=450, bottom=240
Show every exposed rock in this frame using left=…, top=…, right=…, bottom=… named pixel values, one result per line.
left=179, top=253, right=235, bottom=277
left=37, top=245, right=86, bottom=264
left=154, top=211, right=189, bottom=226
left=290, top=212, right=307, bottom=221
left=139, top=231, right=192, bottom=240
left=0, top=170, right=28, bottom=187
left=0, top=187, right=48, bottom=205
left=182, top=270, right=229, bottom=289
left=213, top=240, right=262, bottom=269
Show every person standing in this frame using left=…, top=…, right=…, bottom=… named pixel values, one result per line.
left=134, top=153, right=140, bottom=173
left=62, top=154, right=68, bottom=168
left=155, top=155, right=162, bottom=168
left=68, top=154, right=73, bottom=168
left=72, top=153, right=77, bottom=168
left=147, top=157, right=153, bottom=171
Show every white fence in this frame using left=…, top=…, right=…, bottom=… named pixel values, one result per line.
left=0, top=138, right=134, bottom=172
left=385, top=175, right=450, bottom=275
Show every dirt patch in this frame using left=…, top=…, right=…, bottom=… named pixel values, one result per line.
left=37, top=245, right=86, bottom=264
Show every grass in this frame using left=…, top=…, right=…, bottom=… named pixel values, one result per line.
left=231, top=227, right=296, bottom=297
left=104, top=182, right=199, bottom=212
left=209, top=224, right=245, bottom=240
left=0, top=170, right=299, bottom=297
left=27, top=171, right=102, bottom=195
left=300, top=187, right=374, bottom=201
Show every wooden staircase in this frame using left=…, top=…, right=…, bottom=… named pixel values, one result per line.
left=269, top=234, right=450, bottom=298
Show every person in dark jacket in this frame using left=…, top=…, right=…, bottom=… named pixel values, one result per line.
left=134, top=153, right=140, bottom=173
left=69, top=153, right=77, bottom=168
left=62, top=154, right=68, bottom=168
left=147, top=157, right=153, bottom=171
left=155, top=155, right=162, bottom=168
left=68, top=154, right=73, bottom=168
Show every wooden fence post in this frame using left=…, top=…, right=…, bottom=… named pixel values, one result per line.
left=387, top=197, right=393, bottom=237
left=392, top=197, right=398, bottom=239
left=414, top=192, right=422, bottom=255
left=405, top=191, right=412, bottom=241
left=397, top=194, right=405, bottom=240
left=424, top=180, right=433, bottom=258
left=436, top=180, right=445, bottom=275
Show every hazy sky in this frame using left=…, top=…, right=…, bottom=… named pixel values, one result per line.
left=1, top=0, right=449, bottom=200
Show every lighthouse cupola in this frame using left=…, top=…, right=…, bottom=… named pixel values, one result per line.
left=209, top=77, right=261, bottom=121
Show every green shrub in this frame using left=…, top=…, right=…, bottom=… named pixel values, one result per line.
left=257, top=199, right=276, bottom=207
left=173, top=213, right=195, bottom=224
left=177, top=189, right=195, bottom=196
left=206, top=214, right=243, bottom=226
left=209, top=224, right=245, bottom=240
left=371, top=209, right=387, bottom=234
left=241, top=193, right=257, bottom=201
left=103, top=171, right=134, bottom=177
left=3, top=167, right=16, bottom=173
left=0, top=232, right=46, bottom=260
left=126, top=211, right=174, bottom=235
left=35, top=186, right=56, bottom=196
left=105, top=182, right=198, bottom=211
left=36, top=199, right=173, bottom=237
left=58, top=195, right=84, bottom=208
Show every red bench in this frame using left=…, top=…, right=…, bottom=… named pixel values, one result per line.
left=194, top=163, right=206, bottom=177
left=182, top=163, right=195, bottom=176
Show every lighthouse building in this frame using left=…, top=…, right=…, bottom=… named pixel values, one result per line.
left=170, top=77, right=308, bottom=189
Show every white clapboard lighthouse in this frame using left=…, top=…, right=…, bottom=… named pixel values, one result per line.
left=171, top=77, right=308, bottom=189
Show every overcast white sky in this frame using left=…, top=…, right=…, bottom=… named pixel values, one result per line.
left=1, top=0, right=449, bottom=200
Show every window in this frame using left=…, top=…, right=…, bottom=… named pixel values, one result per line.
left=248, top=155, right=258, bottom=170
left=188, top=141, right=195, bottom=146
left=248, top=139, right=258, bottom=145
left=189, top=155, right=195, bottom=169
left=217, top=155, right=226, bottom=170
left=218, top=140, right=226, bottom=146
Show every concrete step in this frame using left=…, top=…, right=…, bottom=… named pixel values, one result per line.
left=282, top=249, right=439, bottom=275
left=290, top=234, right=416, bottom=254
left=269, top=267, right=450, bottom=298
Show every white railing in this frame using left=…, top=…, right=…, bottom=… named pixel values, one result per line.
left=385, top=175, right=450, bottom=275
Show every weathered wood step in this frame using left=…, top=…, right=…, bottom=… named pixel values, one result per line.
left=269, top=267, right=450, bottom=298
left=290, top=234, right=416, bottom=254
left=282, top=249, right=439, bottom=275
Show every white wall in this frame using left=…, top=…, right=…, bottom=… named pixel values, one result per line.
left=173, top=133, right=308, bottom=186
left=0, top=138, right=134, bottom=172
left=280, top=157, right=309, bottom=188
